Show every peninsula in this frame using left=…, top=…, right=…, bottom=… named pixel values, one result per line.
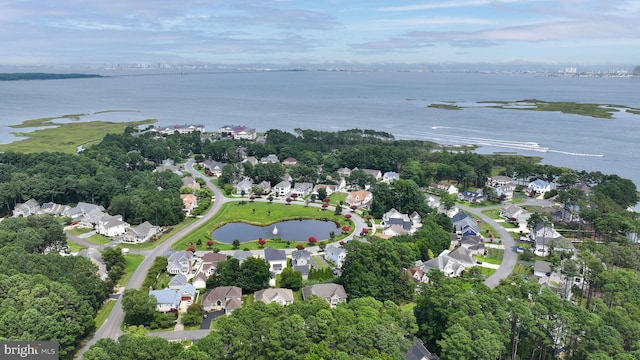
left=0, top=73, right=105, bottom=81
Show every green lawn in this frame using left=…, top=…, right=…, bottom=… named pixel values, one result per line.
left=477, top=267, right=497, bottom=277
left=512, top=264, right=533, bottom=275
left=481, top=209, right=502, bottom=220
left=85, top=234, right=112, bottom=245
left=173, top=201, right=348, bottom=251
left=94, top=300, right=116, bottom=329
left=66, top=239, right=86, bottom=253
left=329, top=192, right=347, bottom=206
left=312, top=255, right=329, bottom=269
left=67, top=227, right=94, bottom=236
left=473, top=248, right=504, bottom=265
left=243, top=293, right=254, bottom=306
left=118, top=254, right=145, bottom=286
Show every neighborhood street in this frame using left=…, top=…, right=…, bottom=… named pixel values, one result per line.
left=76, top=160, right=533, bottom=357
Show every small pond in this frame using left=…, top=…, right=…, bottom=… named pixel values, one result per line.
left=212, top=219, right=341, bottom=243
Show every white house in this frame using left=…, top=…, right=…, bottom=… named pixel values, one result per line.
left=527, top=179, right=551, bottom=195
left=291, top=249, right=311, bottom=279
left=382, top=171, right=400, bottom=183
left=265, top=247, right=287, bottom=286
left=234, top=178, right=254, bottom=195
left=291, top=182, right=313, bottom=198
left=167, top=251, right=193, bottom=276
left=192, top=272, right=208, bottom=289
left=325, top=245, right=347, bottom=268
left=121, top=221, right=160, bottom=244
left=97, top=214, right=129, bottom=237
left=273, top=181, right=292, bottom=197
left=149, top=288, right=180, bottom=313
left=346, top=190, right=373, bottom=208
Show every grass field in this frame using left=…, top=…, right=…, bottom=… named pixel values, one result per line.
left=66, top=239, right=86, bottom=253
left=85, top=234, right=112, bottom=246
left=0, top=115, right=155, bottom=154
left=94, top=300, right=116, bottom=329
left=173, top=201, right=347, bottom=251
left=473, top=248, right=504, bottom=265
left=512, top=264, right=533, bottom=275
left=119, top=254, right=145, bottom=286
left=478, top=267, right=497, bottom=277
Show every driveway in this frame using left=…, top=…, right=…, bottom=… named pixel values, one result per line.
left=200, top=310, right=224, bottom=330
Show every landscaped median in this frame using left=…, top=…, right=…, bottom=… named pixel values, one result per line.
left=172, top=201, right=353, bottom=251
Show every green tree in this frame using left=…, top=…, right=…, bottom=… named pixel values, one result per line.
left=238, top=257, right=271, bottom=293
left=122, top=288, right=156, bottom=326
left=280, top=267, right=303, bottom=291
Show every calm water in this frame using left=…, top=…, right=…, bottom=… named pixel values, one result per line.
left=212, top=219, right=340, bottom=243
left=0, top=70, right=638, bottom=187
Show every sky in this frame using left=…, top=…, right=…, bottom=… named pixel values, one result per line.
left=1, top=0, right=639, bottom=67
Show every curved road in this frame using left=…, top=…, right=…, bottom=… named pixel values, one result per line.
left=76, top=160, right=367, bottom=357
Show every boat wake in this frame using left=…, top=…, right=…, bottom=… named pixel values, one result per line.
left=416, top=130, right=604, bottom=157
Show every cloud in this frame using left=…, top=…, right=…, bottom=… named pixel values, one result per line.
left=378, top=0, right=521, bottom=12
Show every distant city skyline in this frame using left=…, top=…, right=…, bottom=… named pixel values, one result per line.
left=1, top=1, right=639, bottom=67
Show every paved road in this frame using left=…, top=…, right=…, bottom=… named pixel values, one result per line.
left=76, top=161, right=369, bottom=357
left=76, top=160, right=225, bottom=358
left=458, top=204, right=518, bottom=288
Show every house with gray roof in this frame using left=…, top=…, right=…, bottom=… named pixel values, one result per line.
left=325, top=245, right=347, bottom=268
left=527, top=179, right=551, bottom=194
left=38, top=202, right=70, bottom=216
left=260, top=154, right=279, bottom=164
left=254, top=288, right=294, bottom=306
left=12, top=199, right=40, bottom=217
left=234, top=178, right=254, bottom=195
left=273, top=180, right=292, bottom=197
left=291, top=249, right=311, bottom=279
left=302, top=283, right=347, bottom=307
left=405, top=338, right=440, bottom=360
left=265, top=247, right=287, bottom=275
left=382, top=171, right=400, bottom=183
left=451, top=212, right=481, bottom=239
left=63, top=202, right=105, bottom=219
left=167, top=251, right=193, bottom=276
left=202, top=286, right=242, bottom=314
left=168, top=273, right=188, bottom=290
left=121, top=221, right=160, bottom=244
left=97, top=214, right=129, bottom=237
left=149, top=288, right=181, bottom=313
left=232, top=250, right=254, bottom=264
left=291, top=182, right=313, bottom=198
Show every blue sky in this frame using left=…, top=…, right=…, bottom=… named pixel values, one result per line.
left=1, top=0, right=639, bottom=67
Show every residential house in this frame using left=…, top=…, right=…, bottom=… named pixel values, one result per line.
left=200, top=252, right=228, bottom=276
left=381, top=208, right=422, bottom=236
left=97, top=214, right=129, bottom=237
left=325, top=245, right=347, bottom=268
left=243, top=156, right=258, bottom=166
left=406, top=338, right=440, bottom=360
left=254, top=288, right=294, bottom=306
left=500, top=205, right=524, bottom=221
left=495, top=184, right=516, bottom=200
left=256, top=180, right=271, bottom=194
left=192, top=272, right=208, bottom=290
left=527, top=179, right=551, bottom=195
left=446, top=246, right=476, bottom=268
left=574, top=183, right=592, bottom=196
left=459, top=235, right=486, bottom=255
left=487, top=175, right=514, bottom=187
left=38, top=202, right=70, bottom=216
left=282, top=157, right=299, bottom=166
left=260, top=154, right=279, bottom=164
left=429, top=182, right=459, bottom=195
left=181, top=177, right=201, bottom=191
left=234, top=178, right=254, bottom=195
left=346, top=190, right=373, bottom=208
left=149, top=288, right=181, bottom=313
left=458, top=189, right=486, bottom=203
left=12, top=199, right=41, bottom=217
left=64, top=202, right=105, bottom=220
left=302, top=284, right=348, bottom=307
left=382, top=171, right=400, bottom=183
left=180, top=194, right=198, bottom=215
left=218, top=125, right=256, bottom=140
left=168, top=273, right=188, bottom=290
left=265, top=247, right=287, bottom=276
left=534, top=236, right=575, bottom=257
left=232, top=250, right=255, bottom=264
left=167, top=251, right=193, bottom=276
left=337, top=167, right=352, bottom=178
left=534, top=260, right=553, bottom=277
left=313, top=184, right=338, bottom=197
left=157, top=124, right=205, bottom=135
left=451, top=212, right=481, bottom=239
left=529, top=223, right=562, bottom=241
left=155, top=159, right=182, bottom=175
left=202, top=286, right=243, bottom=314
left=78, top=248, right=108, bottom=281
left=363, top=169, right=382, bottom=181
left=291, top=182, right=313, bottom=198
left=273, top=181, right=292, bottom=197
left=421, top=255, right=466, bottom=278
left=202, top=160, right=225, bottom=177
left=405, top=267, right=429, bottom=285
left=121, top=221, right=160, bottom=244
left=177, top=284, right=197, bottom=305
left=291, top=249, right=311, bottom=279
